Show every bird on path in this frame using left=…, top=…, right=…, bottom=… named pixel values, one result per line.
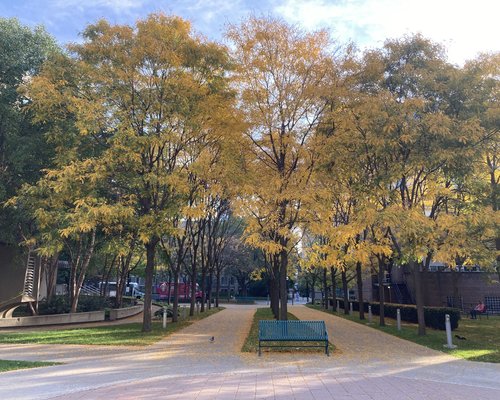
left=209, top=336, right=215, bottom=343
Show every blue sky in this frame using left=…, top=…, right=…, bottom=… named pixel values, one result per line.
left=1, top=0, right=498, bottom=65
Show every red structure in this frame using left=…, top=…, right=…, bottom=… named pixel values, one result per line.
left=156, top=282, right=202, bottom=302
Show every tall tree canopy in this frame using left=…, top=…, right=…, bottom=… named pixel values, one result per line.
left=227, top=16, right=333, bottom=319
left=25, top=14, right=235, bottom=330
left=0, top=18, right=57, bottom=243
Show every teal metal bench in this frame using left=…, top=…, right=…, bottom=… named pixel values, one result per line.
left=258, top=320, right=329, bottom=356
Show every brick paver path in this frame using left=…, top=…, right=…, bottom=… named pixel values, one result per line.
left=0, top=304, right=499, bottom=399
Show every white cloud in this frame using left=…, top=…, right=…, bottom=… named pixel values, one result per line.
left=52, top=0, right=145, bottom=14
left=187, top=0, right=243, bottom=23
left=274, top=0, right=500, bottom=65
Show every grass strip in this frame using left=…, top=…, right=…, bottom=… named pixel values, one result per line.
left=0, top=359, right=59, bottom=373
left=242, top=307, right=333, bottom=354
left=0, top=307, right=223, bottom=347
left=308, top=304, right=500, bottom=363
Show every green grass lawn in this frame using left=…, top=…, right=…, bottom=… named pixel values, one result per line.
left=242, top=307, right=332, bottom=354
left=0, top=360, right=59, bottom=373
left=0, top=307, right=223, bottom=347
left=308, top=304, right=500, bottom=363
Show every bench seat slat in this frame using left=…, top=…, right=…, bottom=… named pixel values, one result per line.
left=258, top=320, right=329, bottom=356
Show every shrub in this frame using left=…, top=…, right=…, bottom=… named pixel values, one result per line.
left=37, top=295, right=111, bottom=315
left=14, top=295, right=134, bottom=317
left=331, top=298, right=460, bottom=330
left=38, top=296, right=70, bottom=315
left=153, top=307, right=177, bottom=318
left=77, top=296, right=108, bottom=312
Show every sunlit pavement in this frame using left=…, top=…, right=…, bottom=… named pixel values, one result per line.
left=0, top=304, right=499, bottom=399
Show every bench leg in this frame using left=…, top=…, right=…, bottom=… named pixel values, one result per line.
left=326, top=341, right=329, bottom=356
left=259, top=341, right=261, bottom=357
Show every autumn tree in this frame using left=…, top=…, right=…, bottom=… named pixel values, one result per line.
left=227, top=16, right=331, bottom=320
left=26, top=14, right=234, bottom=331
left=324, top=35, right=496, bottom=333
left=452, top=53, right=499, bottom=273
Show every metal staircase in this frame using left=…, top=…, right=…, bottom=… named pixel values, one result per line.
left=393, top=283, right=403, bottom=304
left=0, top=250, right=37, bottom=318
left=22, top=251, right=37, bottom=299
left=80, top=284, right=100, bottom=296
left=396, top=283, right=413, bottom=304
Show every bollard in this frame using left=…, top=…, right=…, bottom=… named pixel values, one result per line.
left=349, top=302, right=353, bottom=316
left=336, top=300, right=340, bottom=313
left=163, top=307, right=167, bottom=329
left=397, top=308, right=401, bottom=331
left=368, top=305, right=372, bottom=324
left=444, top=314, right=457, bottom=348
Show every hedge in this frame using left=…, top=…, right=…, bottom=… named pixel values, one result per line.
left=330, top=298, right=460, bottom=330
left=14, top=295, right=135, bottom=316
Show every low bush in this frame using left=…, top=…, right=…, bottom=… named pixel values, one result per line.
left=13, top=296, right=175, bottom=317
left=153, top=307, right=177, bottom=318
left=332, top=298, right=460, bottom=330
left=37, top=296, right=109, bottom=314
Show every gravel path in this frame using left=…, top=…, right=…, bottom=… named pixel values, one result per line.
left=0, top=304, right=499, bottom=400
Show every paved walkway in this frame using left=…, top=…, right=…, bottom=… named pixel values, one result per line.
left=0, top=304, right=499, bottom=399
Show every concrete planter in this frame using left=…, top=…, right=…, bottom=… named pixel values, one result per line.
left=0, top=310, right=105, bottom=328
left=108, top=305, right=143, bottom=321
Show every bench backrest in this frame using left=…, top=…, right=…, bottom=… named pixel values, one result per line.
left=485, top=297, right=500, bottom=313
left=259, top=320, right=328, bottom=341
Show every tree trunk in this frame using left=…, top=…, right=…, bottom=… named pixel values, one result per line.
left=378, top=257, right=386, bottom=326
left=190, top=275, right=197, bottom=317
left=270, top=260, right=280, bottom=319
left=311, top=274, right=317, bottom=304
left=43, top=255, right=58, bottom=302
left=241, top=277, right=248, bottom=297
left=116, top=257, right=125, bottom=309
left=172, top=268, right=180, bottom=322
left=330, top=266, right=337, bottom=312
left=116, top=243, right=136, bottom=308
left=200, top=268, right=207, bottom=313
left=279, top=250, right=288, bottom=320
left=412, top=260, right=426, bottom=335
left=323, top=267, right=329, bottom=310
left=207, top=272, right=212, bottom=310
left=489, top=158, right=499, bottom=281
left=69, top=241, right=81, bottom=311
left=342, top=269, right=349, bottom=315
left=167, top=271, right=172, bottom=305
left=70, top=230, right=96, bottom=313
left=356, top=261, right=365, bottom=319
left=215, top=269, right=221, bottom=308
left=142, top=238, right=158, bottom=332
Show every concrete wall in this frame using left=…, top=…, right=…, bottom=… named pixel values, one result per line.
left=109, top=305, right=143, bottom=321
left=0, top=310, right=105, bottom=328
